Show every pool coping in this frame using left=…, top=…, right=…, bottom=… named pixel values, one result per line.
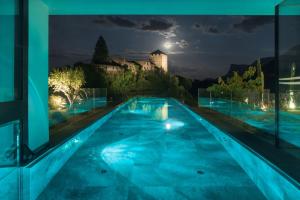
left=172, top=98, right=300, bottom=199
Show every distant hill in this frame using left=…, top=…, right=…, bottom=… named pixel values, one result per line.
left=224, top=57, right=275, bottom=92
left=190, top=78, right=217, bottom=97
left=191, top=56, right=276, bottom=95
left=223, top=64, right=249, bottom=77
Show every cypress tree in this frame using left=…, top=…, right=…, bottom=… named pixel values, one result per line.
left=92, top=36, right=109, bottom=64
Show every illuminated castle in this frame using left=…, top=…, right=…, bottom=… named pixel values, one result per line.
left=108, top=49, right=168, bottom=73
left=149, top=50, right=168, bottom=72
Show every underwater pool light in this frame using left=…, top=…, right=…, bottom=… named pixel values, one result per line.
left=165, top=123, right=171, bottom=130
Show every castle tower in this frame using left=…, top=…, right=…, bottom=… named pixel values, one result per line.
left=149, top=50, right=168, bottom=72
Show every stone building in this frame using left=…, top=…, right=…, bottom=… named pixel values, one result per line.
left=149, top=50, right=168, bottom=72
left=99, top=49, right=168, bottom=73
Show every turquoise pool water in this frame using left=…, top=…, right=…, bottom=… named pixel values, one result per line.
left=39, top=97, right=265, bottom=199
left=199, top=97, right=300, bottom=148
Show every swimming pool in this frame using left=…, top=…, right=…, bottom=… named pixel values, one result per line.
left=38, top=97, right=266, bottom=199
left=198, top=97, right=300, bottom=148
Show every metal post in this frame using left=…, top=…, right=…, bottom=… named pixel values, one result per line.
left=274, top=5, right=280, bottom=148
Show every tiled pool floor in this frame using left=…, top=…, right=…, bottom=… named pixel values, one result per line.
left=38, top=98, right=266, bottom=200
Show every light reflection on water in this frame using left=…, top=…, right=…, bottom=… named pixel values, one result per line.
left=125, top=99, right=169, bottom=121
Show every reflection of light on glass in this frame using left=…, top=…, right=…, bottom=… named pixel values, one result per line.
left=165, top=123, right=171, bottom=130
left=244, top=98, right=249, bottom=104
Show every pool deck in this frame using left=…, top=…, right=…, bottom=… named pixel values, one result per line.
left=188, top=105, right=300, bottom=186
left=49, top=101, right=122, bottom=147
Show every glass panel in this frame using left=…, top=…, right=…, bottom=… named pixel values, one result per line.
left=0, top=0, right=17, bottom=102
left=198, top=88, right=275, bottom=139
left=0, top=121, right=20, bottom=200
left=278, top=1, right=300, bottom=148
left=49, top=88, right=107, bottom=127
left=0, top=121, right=20, bottom=166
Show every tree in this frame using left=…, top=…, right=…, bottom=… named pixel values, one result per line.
left=207, top=64, right=264, bottom=101
left=92, top=36, right=109, bottom=64
left=48, top=67, right=86, bottom=107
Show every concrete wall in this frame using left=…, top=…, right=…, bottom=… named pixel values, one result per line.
left=0, top=2, right=15, bottom=102
left=28, top=0, right=49, bottom=151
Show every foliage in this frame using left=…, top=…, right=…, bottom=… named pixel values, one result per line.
left=48, top=67, right=86, bottom=107
left=77, top=63, right=106, bottom=88
left=84, top=65, right=194, bottom=103
left=105, top=70, right=137, bottom=99
left=92, top=36, right=109, bottom=64
left=207, top=60, right=264, bottom=101
left=49, top=95, right=67, bottom=110
left=177, top=75, right=192, bottom=91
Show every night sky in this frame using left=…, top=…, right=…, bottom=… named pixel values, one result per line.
left=50, top=16, right=275, bottom=80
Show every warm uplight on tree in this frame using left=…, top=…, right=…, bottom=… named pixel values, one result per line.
left=48, top=67, right=86, bottom=108
left=49, top=95, right=66, bottom=110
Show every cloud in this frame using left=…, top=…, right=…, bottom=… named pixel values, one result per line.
left=93, top=16, right=137, bottom=28
left=93, top=16, right=177, bottom=38
left=167, top=51, right=185, bottom=55
left=193, top=23, right=221, bottom=34
left=106, top=16, right=137, bottom=28
left=141, top=19, right=173, bottom=31
left=141, top=18, right=177, bottom=38
left=233, top=16, right=274, bottom=33
left=175, top=40, right=189, bottom=48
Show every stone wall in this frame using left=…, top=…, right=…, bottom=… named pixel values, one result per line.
left=150, top=53, right=168, bottom=72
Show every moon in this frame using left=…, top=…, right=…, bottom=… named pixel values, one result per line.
left=163, top=41, right=172, bottom=49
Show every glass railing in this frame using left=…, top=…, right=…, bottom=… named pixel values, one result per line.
left=49, top=88, right=107, bottom=127
left=278, top=2, right=300, bottom=149
left=0, top=121, right=20, bottom=199
left=0, top=121, right=20, bottom=166
left=198, top=88, right=276, bottom=139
